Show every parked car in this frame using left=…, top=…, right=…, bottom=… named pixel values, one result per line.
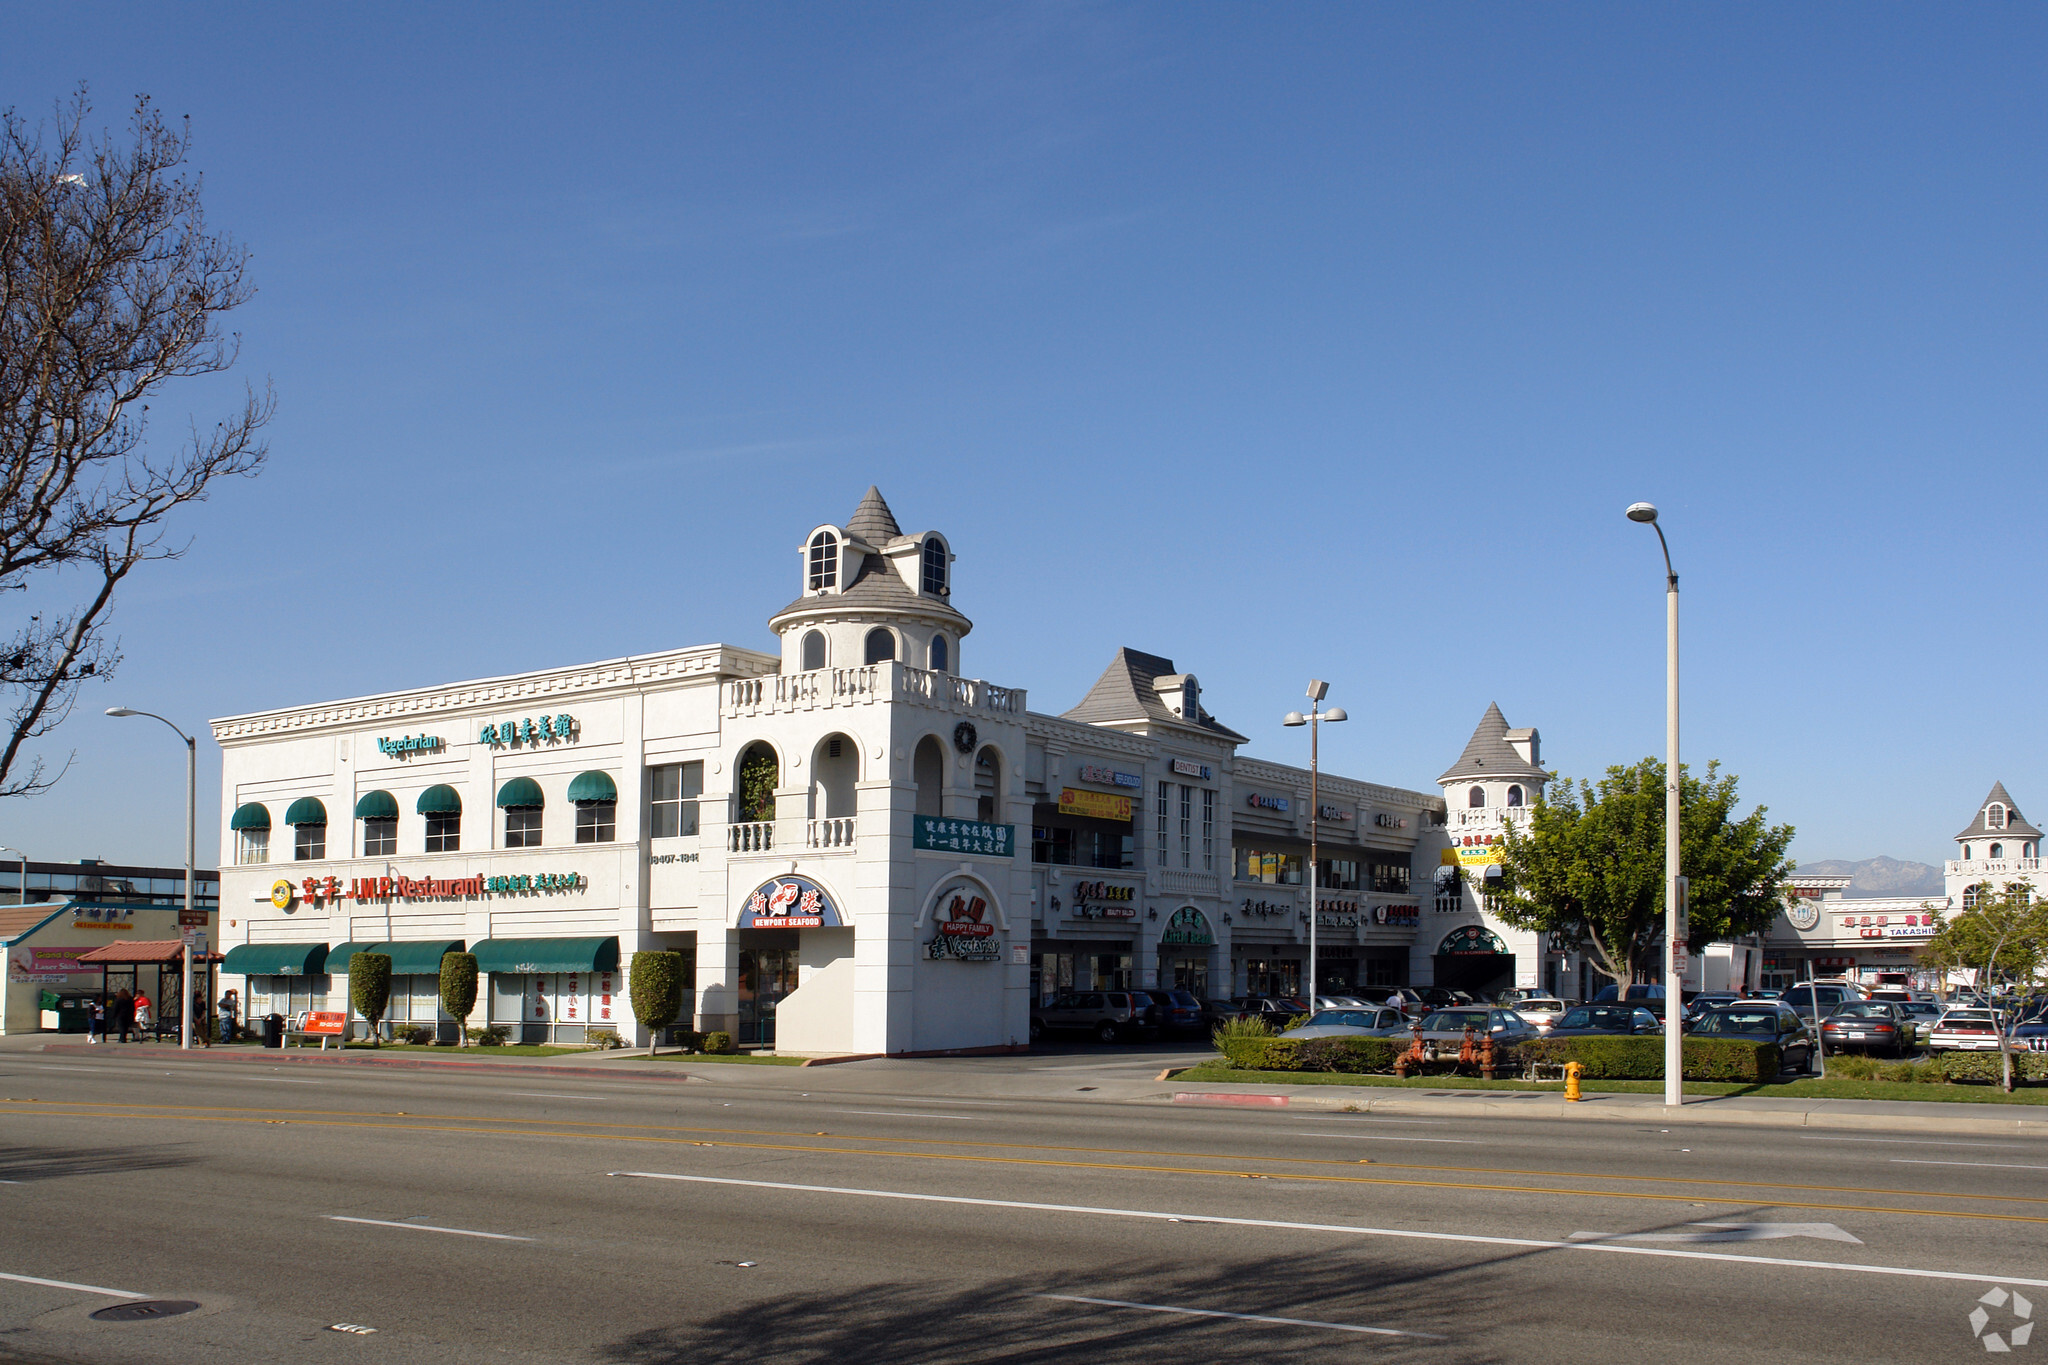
left=1381, top=988, right=1433, bottom=1017
left=1511, top=997, right=1571, bottom=1031
left=1592, top=984, right=1667, bottom=1003
left=1745, top=988, right=1783, bottom=1000
left=1691, top=1004, right=1815, bottom=1073
left=2013, top=1016, right=2048, bottom=1054
left=1279, top=1006, right=1412, bottom=1040
left=1781, top=982, right=1866, bottom=1015
left=1819, top=1001, right=1919, bottom=1056
left=1223, top=996, right=1309, bottom=1027
left=1926, top=1008, right=2007, bottom=1052
left=1137, top=989, right=1206, bottom=1037
left=1683, top=992, right=1741, bottom=1023
left=1031, top=991, right=1159, bottom=1044
left=1545, top=1004, right=1664, bottom=1037
left=1896, top=1000, right=1945, bottom=1027
left=1312, top=995, right=1374, bottom=1010
left=1407, top=1008, right=1539, bottom=1045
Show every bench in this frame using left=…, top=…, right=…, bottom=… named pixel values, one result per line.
left=284, top=1010, right=348, bottom=1049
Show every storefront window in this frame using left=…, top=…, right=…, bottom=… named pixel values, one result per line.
left=1371, top=859, right=1411, bottom=893
left=1178, top=785, right=1193, bottom=869
left=1035, top=951, right=1074, bottom=1005
left=1155, top=782, right=1169, bottom=866
left=650, top=761, right=703, bottom=838
left=1316, top=858, right=1360, bottom=890
left=1236, top=847, right=1303, bottom=884
left=1094, top=953, right=1134, bottom=990
left=1032, top=810, right=1134, bottom=868
left=1202, top=789, right=1214, bottom=870
left=1241, top=959, right=1300, bottom=997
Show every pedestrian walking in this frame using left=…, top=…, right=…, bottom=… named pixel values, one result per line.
left=133, top=990, right=153, bottom=1039
left=87, top=998, right=104, bottom=1043
left=192, top=989, right=212, bottom=1047
left=113, top=987, right=134, bottom=1044
left=217, top=987, right=239, bottom=1043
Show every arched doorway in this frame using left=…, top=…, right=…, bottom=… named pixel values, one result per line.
left=913, top=735, right=944, bottom=817
left=1432, top=924, right=1514, bottom=999
left=810, top=733, right=857, bottom=820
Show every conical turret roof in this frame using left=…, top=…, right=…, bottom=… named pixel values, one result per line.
left=1437, top=702, right=1547, bottom=785
left=1954, top=781, right=2042, bottom=841
left=845, top=486, right=902, bottom=544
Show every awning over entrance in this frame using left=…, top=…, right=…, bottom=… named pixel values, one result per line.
left=77, top=940, right=223, bottom=965
left=471, top=936, right=619, bottom=974
left=328, top=939, right=465, bottom=975
left=221, top=942, right=330, bottom=976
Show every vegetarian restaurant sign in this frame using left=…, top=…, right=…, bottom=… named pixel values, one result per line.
left=925, top=879, right=1000, bottom=961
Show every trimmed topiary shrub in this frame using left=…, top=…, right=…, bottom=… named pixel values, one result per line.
left=1218, top=1035, right=1406, bottom=1074
left=466, top=1024, right=510, bottom=1046
left=1938, top=1051, right=2048, bottom=1085
left=439, top=952, right=479, bottom=1046
left=702, top=1030, right=735, bottom=1055
left=630, top=950, right=687, bottom=1055
left=393, top=1022, right=435, bottom=1046
left=348, top=953, right=392, bottom=1048
left=667, top=1027, right=705, bottom=1053
left=1515, top=1036, right=1780, bottom=1082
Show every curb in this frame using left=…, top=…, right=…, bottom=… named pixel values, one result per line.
left=34, top=1043, right=700, bottom=1083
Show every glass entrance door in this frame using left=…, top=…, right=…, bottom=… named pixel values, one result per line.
left=737, top=944, right=799, bottom=1046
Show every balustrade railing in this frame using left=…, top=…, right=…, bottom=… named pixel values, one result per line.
left=728, top=821, right=774, bottom=853
left=808, top=818, right=856, bottom=849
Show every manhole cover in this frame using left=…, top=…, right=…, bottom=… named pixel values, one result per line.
left=90, top=1300, right=202, bottom=1322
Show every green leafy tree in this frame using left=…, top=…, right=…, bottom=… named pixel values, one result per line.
left=348, top=952, right=392, bottom=1047
left=1494, top=758, right=1794, bottom=994
left=438, top=951, right=478, bottom=1047
left=737, top=746, right=778, bottom=823
left=629, top=950, right=686, bottom=1055
left=1924, top=883, right=2048, bottom=1091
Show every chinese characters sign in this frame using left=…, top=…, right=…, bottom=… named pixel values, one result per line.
left=481, top=715, right=577, bottom=747
left=911, top=816, right=1015, bottom=857
left=1058, top=788, right=1130, bottom=821
left=1162, top=906, right=1214, bottom=946
left=926, top=879, right=1000, bottom=961
left=740, top=875, right=843, bottom=928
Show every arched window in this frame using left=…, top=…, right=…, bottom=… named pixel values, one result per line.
left=1962, top=844, right=1973, bottom=861
left=1988, top=803, right=2007, bottom=829
left=921, top=537, right=948, bottom=595
left=2027, top=842, right=2038, bottom=859
left=355, top=790, right=399, bottom=856
left=497, top=777, right=545, bottom=849
left=865, top=628, right=895, bottom=664
left=914, top=735, right=944, bottom=817
left=1468, top=786, right=1486, bottom=808
left=1506, top=785, right=1524, bottom=808
left=975, top=746, right=1002, bottom=824
left=1991, top=843, right=2005, bottom=859
left=928, top=633, right=948, bottom=672
left=801, top=630, right=826, bottom=671
left=736, top=742, right=779, bottom=824
left=811, top=733, right=857, bottom=819
left=807, top=532, right=838, bottom=592
left=418, top=784, right=462, bottom=852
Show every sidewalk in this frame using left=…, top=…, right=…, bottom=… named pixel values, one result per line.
left=7, top=1034, right=703, bottom=1083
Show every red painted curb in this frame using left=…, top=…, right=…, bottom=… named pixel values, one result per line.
left=36, top=1043, right=696, bottom=1082
left=1172, top=1091, right=1289, bottom=1107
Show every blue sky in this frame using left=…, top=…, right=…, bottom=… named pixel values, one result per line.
left=3, top=4, right=2043, bottom=870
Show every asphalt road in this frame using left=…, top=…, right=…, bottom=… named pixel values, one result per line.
left=1, top=1046, right=2044, bottom=1364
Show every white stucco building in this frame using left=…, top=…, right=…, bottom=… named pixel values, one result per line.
left=211, top=487, right=1589, bottom=1054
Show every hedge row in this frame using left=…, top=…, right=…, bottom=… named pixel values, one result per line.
left=1937, top=1050, right=2048, bottom=1084
left=1218, top=1034, right=1780, bottom=1083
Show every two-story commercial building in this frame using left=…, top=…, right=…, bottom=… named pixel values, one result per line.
left=211, top=487, right=1590, bottom=1053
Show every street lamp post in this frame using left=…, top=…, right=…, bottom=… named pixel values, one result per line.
left=1283, top=682, right=1346, bottom=1009
left=1625, top=503, right=1683, bottom=1108
left=106, top=707, right=197, bottom=1050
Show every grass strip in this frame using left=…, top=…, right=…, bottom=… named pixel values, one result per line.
left=628, top=1052, right=807, bottom=1066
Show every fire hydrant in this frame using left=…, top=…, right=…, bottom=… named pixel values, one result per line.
left=1564, top=1060, right=1584, bottom=1102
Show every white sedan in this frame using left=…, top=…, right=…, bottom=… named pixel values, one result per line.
left=1926, top=1008, right=2006, bottom=1052
left=1512, top=997, right=1571, bottom=1031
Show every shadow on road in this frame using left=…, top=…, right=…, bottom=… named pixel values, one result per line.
left=599, top=1248, right=1511, bottom=1363
left=0, top=1142, right=202, bottom=1183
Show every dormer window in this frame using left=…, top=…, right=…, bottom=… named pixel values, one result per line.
left=1987, top=803, right=2007, bottom=829
left=808, top=531, right=838, bottom=592
left=921, top=536, right=948, bottom=595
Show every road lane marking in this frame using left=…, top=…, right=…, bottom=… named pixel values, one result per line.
left=831, top=1110, right=992, bottom=1121
left=610, top=1172, right=2048, bottom=1289
left=11, top=1102, right=2048, bottom=1214
left=1895, top=1159, right=2048, bottom=1172
left=1569, top=1222, right=1862, bottom=1244
left=1287, top=1132, right=1480, bottom=1144
left=1801, top=1137, right=2028, bottom=1149
left=1037, top=1293, right=1439, bottom=1339
left=506, top=1092, right=603, bottom=1100
left=0, top=1270, right=146, bottom=1298
left=324, top=1216, right=532, bottom=1241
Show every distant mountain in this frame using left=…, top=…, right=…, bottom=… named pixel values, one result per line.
left=1798, top=856, right=1946, bottom=899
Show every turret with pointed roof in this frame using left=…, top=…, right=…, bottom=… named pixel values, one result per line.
left=1438, top=703, right=1547, bottom=786
left=1063, top=648, right=1247, bottom=743
left=769, top=487, right=969, bottom=676
left=1955, top=781, right=2043, bottom=842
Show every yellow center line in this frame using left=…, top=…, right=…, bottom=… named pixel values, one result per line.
left=6, top=1104, right=2048, bottom=1225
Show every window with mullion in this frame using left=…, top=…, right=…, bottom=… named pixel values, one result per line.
left=293, top=824, right=326, bottom=861
left=425, top=812, right=460, bottom=853
left=363, top=818, right=397, bottom=857
left=575, top=802, right=616, bottom=844
left=505, top=807, right=543, bottom=849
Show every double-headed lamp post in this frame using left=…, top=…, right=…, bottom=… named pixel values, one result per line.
left=106, top=707, right=197, bottom=1050
left=1625, top=503, right=1684, bottom=1108
left=1283, top=682, right=1346, bottom=1008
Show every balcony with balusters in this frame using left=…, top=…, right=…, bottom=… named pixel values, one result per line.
left=724, top=662, right=1025, bottom=721
left=725, top=817, right=860, bottom=857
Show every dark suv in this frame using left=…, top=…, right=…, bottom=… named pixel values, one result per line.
left=1138, top=989, right=1206, bottom=1037
left=1031, top=991, right=1159, bottom=1043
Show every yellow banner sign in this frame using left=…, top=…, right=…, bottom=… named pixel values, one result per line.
left=1058, top=788, right=1131, bottom=822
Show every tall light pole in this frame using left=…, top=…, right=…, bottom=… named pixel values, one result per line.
left=107, top=707, right=197, bottom=1050
left=1625, top=503, right=1684, bottom=1107
left=1283, top=682, right=1346, bottom=1008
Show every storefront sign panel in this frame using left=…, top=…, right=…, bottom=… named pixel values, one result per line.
left=481, top=715, right=577, bottom=747
left=1058, top=788, right=1131, bottom=821
left=376, top=733, right=444, bottom=756
left=1075, top=764, right=1143, bottom=790
left=1373, top=904, right=1421, bottom=928
left=1161, top=907, right=1214, bottom=946
left=739, top=875, right=844, bottom=929
left=1454, top=835, right=1503, bottom=867
left=912, top=815, right=1015, bottom=857
left=7, top=946, right=95, bottom=982
left=1245, top=793, right=1290, bottom=812
left=1438, top=925, right=1508, bottom=956
left=1170, top=759, right=1212, bottom=779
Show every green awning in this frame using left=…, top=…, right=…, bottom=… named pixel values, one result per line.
left=354, top=790, right=399, bottom=820
left=329, top=939, right=465, bottom=975
left=417, top=784, right=463, bottom=814
left=496, top=776, right=545, bottom=809
left=284, top=797, right=328, bottom=826
left=222, top=942, right=329, bottom=976
left=566, top=770, right=617, bottom=804
left=229, top=802, right=271, bottom=831
left=471, top=936, right=618, bottom=975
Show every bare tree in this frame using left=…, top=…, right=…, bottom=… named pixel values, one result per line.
left=0, top=86, right=268, bottom=795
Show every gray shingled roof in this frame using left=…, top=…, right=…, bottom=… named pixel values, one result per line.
left=1062, top=648, right=1247, bottom=743
left=1954, top=780, right=2043, bottom=841
left=1437, top=702, right=1548, bottom=785
left=845, top=486, right=901, bottom=545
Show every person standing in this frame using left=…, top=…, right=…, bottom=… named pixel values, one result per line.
left=217, top=987, right=239, bottom=1044
left=191, top=988, right=212, bottom=1048
left=87, top=998, right=104, bottom=1043
left=133, top=989, right=153, bottom=1040
left=113, top=988, right=134, bottom=1044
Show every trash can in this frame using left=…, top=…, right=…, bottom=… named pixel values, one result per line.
left=262, top=1013, right=284, bottom=1049
left=54, top=994, right=95, bottom=1034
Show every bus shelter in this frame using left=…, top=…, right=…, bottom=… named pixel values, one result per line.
left=76, top=940, right=223, bottom=1040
